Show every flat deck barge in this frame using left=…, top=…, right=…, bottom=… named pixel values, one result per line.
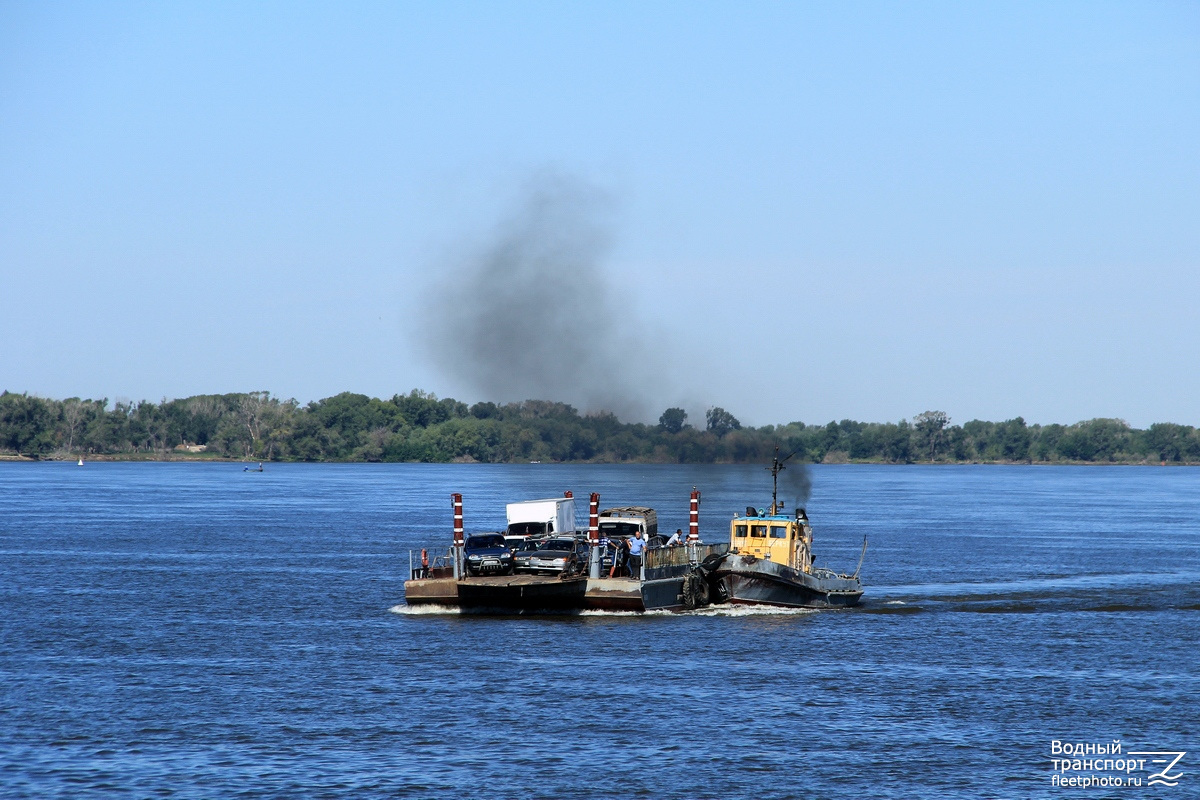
left=404, top=545, right=723, bottom=613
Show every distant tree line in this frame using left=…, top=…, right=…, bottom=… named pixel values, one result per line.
left=2, top=390, right=1199, bottom=465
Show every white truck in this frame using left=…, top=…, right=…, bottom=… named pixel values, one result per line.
left=505, top=496, right=578, bottom=541
left=597, top=506, right=659, bottom=542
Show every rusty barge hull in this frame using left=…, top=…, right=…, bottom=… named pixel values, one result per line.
left=458, top=574, right=587, bottom=610
left=402, top=574, right=688, bottom=613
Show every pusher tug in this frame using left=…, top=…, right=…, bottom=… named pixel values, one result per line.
left=702, top=450, right=866, bottom=609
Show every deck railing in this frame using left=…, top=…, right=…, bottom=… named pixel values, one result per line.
left=408, top=541, right=730, bottom=581
left=408, top=546, right=455, bottom=580
left=644, top=542, right=725, bottom=570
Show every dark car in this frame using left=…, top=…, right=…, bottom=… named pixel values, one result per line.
left=525, top=537, right=589, bottom=576
left=464, top=533, right=514, bottom=576
left=511, top=538, right=543, bottom=573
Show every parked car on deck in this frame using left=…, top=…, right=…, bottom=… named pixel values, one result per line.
left=526, top=537, right=589, bottom=576
left=511, top=538, right=543, bottom=573
left=464, top=533, right=514, bottom=576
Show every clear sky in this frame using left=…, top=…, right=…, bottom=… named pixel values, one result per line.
left=2, top=1, right=1197, bottom=428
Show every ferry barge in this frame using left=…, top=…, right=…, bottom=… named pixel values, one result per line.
left=403, top=460, right=864, bottom=613
left=403, top=490, right=724, bottom=613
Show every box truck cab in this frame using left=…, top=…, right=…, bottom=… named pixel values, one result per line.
left=597, top=507, right=659, bottom=543
left=505, top=496, right=577, bottom=543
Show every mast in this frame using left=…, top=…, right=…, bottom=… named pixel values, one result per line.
left=768, top=444, right=797, bottom=515
left=769, top=446, right=783, bottom=514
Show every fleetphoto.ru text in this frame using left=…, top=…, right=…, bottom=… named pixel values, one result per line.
left=1051, top=739, right=1186, bottom=790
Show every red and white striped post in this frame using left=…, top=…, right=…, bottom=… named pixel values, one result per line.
left=451, top=492, right=465, bottom=579
left=588, top=492, right=600, bottom=578
left=688, top=488, right=701, bottom=544
left=588, top=493, right=600, bottom=543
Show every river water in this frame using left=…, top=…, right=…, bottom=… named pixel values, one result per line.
left=1, top=463, right=1196, bottom=799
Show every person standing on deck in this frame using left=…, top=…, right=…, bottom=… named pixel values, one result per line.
left=608, top=537, right=627, bottom=579
left=627, top=530, right=646, bottom=577
left=666, top=529, right=683, bottom=547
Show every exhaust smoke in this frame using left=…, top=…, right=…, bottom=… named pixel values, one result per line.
left=780, top=460, right=813, bottom=511
left=419, top=172, right=657, bottom=420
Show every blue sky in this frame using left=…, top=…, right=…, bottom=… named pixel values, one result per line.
left=2, top=1, right=1197, bottom=428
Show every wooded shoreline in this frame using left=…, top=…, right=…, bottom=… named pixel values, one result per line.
left=3, top=390, right=1198, bottom=465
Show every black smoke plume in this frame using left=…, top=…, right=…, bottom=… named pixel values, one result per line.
left=420, top=172, right=654, bottom=419
left=779, top=459, right=813, bottom=511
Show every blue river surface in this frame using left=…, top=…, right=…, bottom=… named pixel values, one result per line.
left=1, top=462, right=1197, bottom=800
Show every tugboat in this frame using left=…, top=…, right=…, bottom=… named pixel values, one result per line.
left=704, top=450, right=865, bottom=608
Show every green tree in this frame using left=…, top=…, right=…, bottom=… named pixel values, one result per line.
left=1145, top=423, right=1190, bottom=462
left=705, top=407, right=741, bottom=438
left=962, top=420, right=995, bottom=460
left=882, top=421, right=912, bottom=463
left=658, top=407, right=688, bottom=433
left=60, top=398, right=88, bottom=452
left=944, top=425, right=971, bottom=461
left=913, top=410, right=950, bottom=461
left=0, top=392, right=57, bottom=455
left=391, top=389, right=465, bottom=428
left=1032, top=423, right=1065, bottom=461
left=1056, top=419, right=1130, bottom=462
left=996, top=417, right=1031, bottom=461
left=470, top=401, right=500, bottom=419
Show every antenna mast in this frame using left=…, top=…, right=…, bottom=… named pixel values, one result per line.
left=768, top=444, right=798, bottom=515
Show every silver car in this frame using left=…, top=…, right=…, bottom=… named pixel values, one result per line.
left=525, top=538, right=589, bottom=576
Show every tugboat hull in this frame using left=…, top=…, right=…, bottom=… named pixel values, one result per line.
left=712, top=554, right=862, bottom=609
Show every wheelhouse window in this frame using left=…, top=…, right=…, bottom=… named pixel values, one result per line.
left=734, top=525, right=748, bottom=538
left=750, top=525, right=768, bottom=538
left=769, top=525, right=788, bottom=539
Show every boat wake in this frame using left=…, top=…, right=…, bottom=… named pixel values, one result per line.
left=390, top=604, right=459, bottom=615
left=390, top=603, right=821, bottom=618
left=873, top=569, right=1200, bottom=599
left=863, top=570, right=1200, bottom=615
left=391, top=604, right=633, bottom=617
left=683, top=604, right=819, bottom=617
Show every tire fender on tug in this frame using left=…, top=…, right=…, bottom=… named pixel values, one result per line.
left=696, top=551, right=731, bottom=606
left=681, top=569, right=712, bottom=609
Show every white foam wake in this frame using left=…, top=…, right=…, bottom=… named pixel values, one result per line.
left=390, top=603, right=820, bottom=617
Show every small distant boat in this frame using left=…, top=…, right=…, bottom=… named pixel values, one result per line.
left=243, top=462, right=264, bottom=472
left=77, top=458, right=84, bottom=466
